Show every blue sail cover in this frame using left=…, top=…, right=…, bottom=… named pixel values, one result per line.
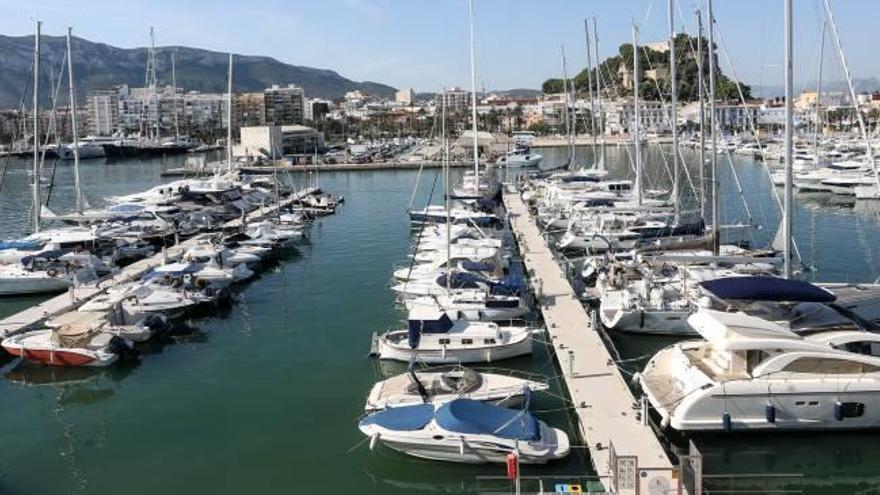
left=700, top=276, right=837, bottom=303
left=407, top=313, right=454, bottom=348
left=436, top=272, right=486, bottom=290
left=461, top=260, right=495, bottom=272
left=360, top=404, right=435, bottom=431
left=435, top=399, right=539, bottom=441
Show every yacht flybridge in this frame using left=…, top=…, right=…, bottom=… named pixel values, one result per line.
left=639, top=309, right=880, bottom=431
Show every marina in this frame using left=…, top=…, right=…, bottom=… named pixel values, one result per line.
left=6, top=1, right=880, bottom=494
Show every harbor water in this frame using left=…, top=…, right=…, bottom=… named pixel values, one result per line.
left=1, top=148, right=880, bottom=494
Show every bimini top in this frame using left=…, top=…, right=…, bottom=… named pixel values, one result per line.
left=435, top=398, right=539, bottom=441
left=700, top=276, right=836, bottom=303
left=360, top=403, right=434, bottom=431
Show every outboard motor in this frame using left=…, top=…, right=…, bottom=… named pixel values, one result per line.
left=143, top=314, right=171, bottom=334
left=107, top=335, right=138, bottom=360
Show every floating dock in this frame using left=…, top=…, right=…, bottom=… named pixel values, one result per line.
left=504, top=185, right=680, bottom=494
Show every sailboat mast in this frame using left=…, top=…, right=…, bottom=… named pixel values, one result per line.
left=633, top=24, right=642, bottom=206
left=32, top=21, right=42, bottom=233
left=822, top=0, right=879, bottom=191
left=707, top=0, right=720, bottom=255
left=584, top=19, right=597, bottom=163
left=66, top=28, right=83, bottom=213
left=467, top=0, right=479, bottom=179
left=226, top=53, right=233, bottom=171
left=669, top=0, right=679, bottom=222
left=783, top=0, right=793, bottom=278
left=171, top=50, right=180, bottom=142
left=696, top=9, right=706, bottom=220
left=593, top=17, right=606, bottom=170
left=443, top=88, right=450, bottom=290
left=561, top=46, right=573, bottom=168
left=150, top=27, right=159, bottom=141
left=814, top=21, right=825, bottom=169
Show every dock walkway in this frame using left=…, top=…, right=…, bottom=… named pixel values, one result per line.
left=505, top=185, right=680, bottom=494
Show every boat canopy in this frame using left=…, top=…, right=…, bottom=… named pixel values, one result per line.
left=360, top=404, right=434, bottom=431
left=700, top=276, right=836, bottom=303
left=407, top=306, right=455, bottom=348
left=435, top=399, right=539, bottom=441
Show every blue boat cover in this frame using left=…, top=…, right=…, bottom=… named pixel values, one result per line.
left=436, top=271, right=487, bottom=289
left=435, top=399, right=539, bottom=441
left=360, top=404, right=434, bottom=431
left=0, top=240, right=40, bottom=251
left=407, top=312, right=454, bottom=348
left=20, top=249, right=68, bottom=265
left=700, top=276, right=836, bottom=303
left=461, top=260, right=495, bottom=272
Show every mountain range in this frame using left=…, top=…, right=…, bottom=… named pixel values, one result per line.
left=0, top=34, right=396, bottom=109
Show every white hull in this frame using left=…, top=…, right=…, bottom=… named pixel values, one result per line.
left=377, top=336, right=533, bottom=364
left=0, top=276, right=71, bottom=295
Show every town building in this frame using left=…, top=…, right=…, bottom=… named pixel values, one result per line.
left=395, top=88, right=415, bottom=105
left=263, top=84, right=305, bottom=126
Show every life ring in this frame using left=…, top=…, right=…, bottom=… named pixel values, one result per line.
left=47, top=268, right=58, bottom=277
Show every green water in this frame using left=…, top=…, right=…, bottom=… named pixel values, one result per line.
left=1, top=149, right=880, bottom=494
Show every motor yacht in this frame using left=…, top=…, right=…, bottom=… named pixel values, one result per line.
left=640, top=308, right=880, bottom=431
left=358, top=396, right=569, bottom=463
left=372, top=307, right=535, bottom=364
left=364, top=366, right=548, bottom=411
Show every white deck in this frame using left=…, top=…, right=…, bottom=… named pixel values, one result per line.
left=505, top=186, right=679, bottom=494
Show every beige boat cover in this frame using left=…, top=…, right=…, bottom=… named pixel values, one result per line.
left=50, top=323, right=100, bottom=348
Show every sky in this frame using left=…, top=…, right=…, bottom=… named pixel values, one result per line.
left=1, top=0, right=877, bottom=94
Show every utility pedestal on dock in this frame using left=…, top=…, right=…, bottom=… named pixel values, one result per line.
left=505, top=184, right=685, bottom=495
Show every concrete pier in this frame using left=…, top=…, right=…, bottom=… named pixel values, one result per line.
left=505, top=185, right=680, bottom=495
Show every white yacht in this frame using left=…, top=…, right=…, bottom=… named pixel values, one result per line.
left=372, top=308, right=535, bottom=364
left=364, top=366, right=548, bottom=411
left=495, top=147, right=542, bottom=168
left=358, top=396, right=569, bottom=463
left=639, top=309, right=880, bottom=431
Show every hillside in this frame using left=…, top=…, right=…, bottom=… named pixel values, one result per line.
left=0, top=34, right=396, bottom=108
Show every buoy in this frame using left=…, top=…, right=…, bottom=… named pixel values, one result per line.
left=660, top=415, right=671, bottom=429
left=459, top=436, right=465, bottom=456
left=722, top=411, right=732, bottom=432
left=765, top=403, right=776, bottom=424
left=631, top=372, right=641, bottom=387
left=369, top=433, right=380, bottom=450
left=506, top=453, right=518, bottom=481
left=834, top=401, right=844, bottom=421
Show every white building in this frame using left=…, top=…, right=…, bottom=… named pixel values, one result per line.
left=395, top=88, right=415, bottom=105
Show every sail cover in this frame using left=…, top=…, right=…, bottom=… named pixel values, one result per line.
left=436, top=399, right=539, bottom=441
left=700, top=276, right=836, bottom=303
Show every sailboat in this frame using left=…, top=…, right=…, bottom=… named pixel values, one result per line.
left=371, top=305, right=535, bottom=364
left=449, top=0, right=501, bottom=201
